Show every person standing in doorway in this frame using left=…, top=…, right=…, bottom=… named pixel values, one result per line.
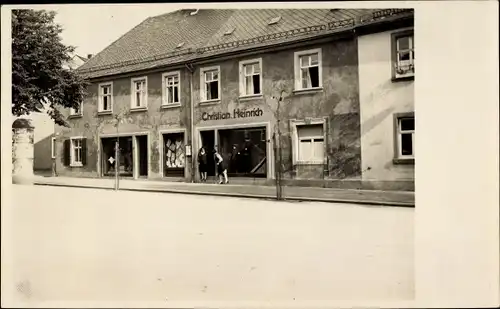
left=214, top=149, right=228, bottom=184
left=198, top=146, right=208, bottom=182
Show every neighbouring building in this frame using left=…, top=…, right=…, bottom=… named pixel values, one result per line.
left=15, top=54, right=89, bottom=173
left=54, top=8, right=415, bottom=191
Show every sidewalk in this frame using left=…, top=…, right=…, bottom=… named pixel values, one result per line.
left=32, top=175, right=415, bottom=207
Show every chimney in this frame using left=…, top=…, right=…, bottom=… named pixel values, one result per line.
left=87, top=54, right=93, bottom=59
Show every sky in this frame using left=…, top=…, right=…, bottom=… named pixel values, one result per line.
left=42, top=4, right=179, bottom=57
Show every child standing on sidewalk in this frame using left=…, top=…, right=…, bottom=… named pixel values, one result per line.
left=214, top=149, right=228, bottom=184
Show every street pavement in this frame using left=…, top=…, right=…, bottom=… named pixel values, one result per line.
left=33, top=175, right=415, bottom=207
left=5, top=184, right=414, bottom=307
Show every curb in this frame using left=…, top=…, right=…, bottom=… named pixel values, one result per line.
left=34, top=182, right=415, bottom=208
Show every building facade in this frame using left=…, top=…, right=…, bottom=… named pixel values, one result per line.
left=54, top=9, right=415, bottom=191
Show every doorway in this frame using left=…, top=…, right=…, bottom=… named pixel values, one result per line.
left=136, top=135, right=148, bottom=177
left=200, top=130, right=216, bottom=176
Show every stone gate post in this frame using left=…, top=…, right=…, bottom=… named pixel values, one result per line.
left=12, top=118, right=34, bottom=185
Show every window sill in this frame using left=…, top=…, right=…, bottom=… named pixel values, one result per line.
left=295, top=161, right=325, bottom=165
left=392, top=74, right=415, bottom=82
left=161, top=103, right=181, bottom=110
left=393, top=158, right=415, bottom=165
left=130, top=107, right=148, bottom=113
left=199, top=99, right=221, bottom=106
left=97, top=111, right=113, bottom=116
left=293, top=87, right=324, bottom=95
left=239, top=94, right=263, bottom=102
left=68, top=114, right=83, bottom=119
left=70, top=163, right=83, bottom=167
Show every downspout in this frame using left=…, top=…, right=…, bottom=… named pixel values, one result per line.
left=185, top=63, right=195, bottom=182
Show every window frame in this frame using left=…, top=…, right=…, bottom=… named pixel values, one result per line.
left=290, top=118, right=327, bottom=165
left=130, top=76, right=148, bottom=110
left=293, top=48, right=323, bottom=92
left=51, top=137, right=56, bottom=159
left=200, top=65, right=221, bottom=103
left=98, top=82, right=113, bottom=114
left=69, top=102, right=83, bottom=117
left=161, top=71, right=181, bottom=107
left=393, top=112, right=415, bottom=164
left=239, top=58, right=263, bottom=98
left=70, top=136, right=84, bottom=167
left=391, top=29, right=415, bottom=81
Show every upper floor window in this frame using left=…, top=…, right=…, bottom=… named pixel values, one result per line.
left=200, top=66, right=220, bottom=102
left=98, top=82, right=113, bottom=113
left=131, top=77, right=148, bottom=109
left=294, top=48, right=323, bottom=91
left=239, top=58, right=262, bottom=97
left=392, top=30, right=415, bottom=80
left=69, top=102, right=82, bottom=117
left=162, top=71, right=181, bottom=106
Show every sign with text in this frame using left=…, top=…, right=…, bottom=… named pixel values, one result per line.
left=201, top=108, right=263, bottom=121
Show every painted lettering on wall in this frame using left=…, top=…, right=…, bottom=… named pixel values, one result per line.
left=201, top=108, right=264, bottom=121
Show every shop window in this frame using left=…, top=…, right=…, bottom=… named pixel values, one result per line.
left=98, top=82, right=113, bottom=113
left=394, top=113, right=415, bottom=164
left=392, top=29, right=415, bottom=80
left=163, top=133, right=185, bottom=177
left=294, top=48, right=322, bottom=91
left=297, top=124, right=324, bottom=163
left=64, top=137, right=86, bottom=167
left=131, top=77, right=147, bottom=109
left=239, top=58, right=262, bottom=97
left=162, top=71, right=181, bottom=106
left=200, top=66, right=220, bottom=102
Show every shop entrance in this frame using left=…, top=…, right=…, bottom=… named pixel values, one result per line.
left=199, top=130, right=216, bottom=176
left=101, top=136, right=133, bottom=177
left=218, top=127, right=267, bottom=178
left=136, top=135, right=148, bottom=177
left=162, top=132, right=186, bottom=177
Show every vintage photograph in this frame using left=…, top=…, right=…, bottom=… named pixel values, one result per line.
left=8, top=5, right=416, bottom=306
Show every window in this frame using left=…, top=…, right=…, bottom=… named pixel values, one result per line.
left=70, top=138, right=83, bottom=166
left=294, top=48, right=323, bottom=91
left=162, top=71, right=181, bottom=106
left=200, top=66, right=220, bottom=102
left=297, top=124, right=324, bottom=163
left=239, top=58, right=262, bottom=97
left=394, top=113, right=415, bottom=163
left=51, top=137, right=56, bottom=159
left=131, top=77, right=148, bottom=109
left=69, top=102, right=82, bottom=116
left=98, top=82, right=113, bottom=113
left=392, top=30, right=415, bottom=79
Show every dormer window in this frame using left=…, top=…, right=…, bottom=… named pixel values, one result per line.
left=224, top=27, right=235, bottom=36
left=176, top=42, right=185, bottom=49
left=268, top=16, right=282, bottom=25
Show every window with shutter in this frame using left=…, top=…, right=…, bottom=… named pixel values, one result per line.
left=81, top=138, right=87, bottom=166
left=63, top=139, right=70, bottom=166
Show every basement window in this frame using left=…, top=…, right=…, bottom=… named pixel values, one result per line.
left=268, top=16, right=282, bottom=25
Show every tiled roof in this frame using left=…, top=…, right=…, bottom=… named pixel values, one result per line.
left=77, top=9, right=413, bottom=79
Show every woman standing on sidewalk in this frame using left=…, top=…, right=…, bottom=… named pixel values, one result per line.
left=198, top=147, right=208, bottom=182
left=214, top=149, right=228, bottom=184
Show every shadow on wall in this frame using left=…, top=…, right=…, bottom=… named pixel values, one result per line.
left=34, top=134, right=53, bottom=171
